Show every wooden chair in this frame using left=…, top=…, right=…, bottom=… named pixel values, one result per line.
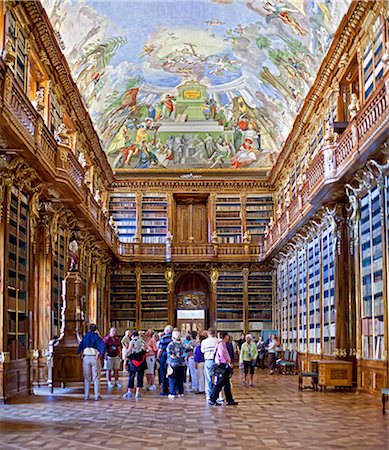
left=298, top=359, right=318, bottom=391
left=276, top=349, right=289, bottom=373
left=279, top=350, right=297, bottom=374
left=382, top=388, right=389, bottom=414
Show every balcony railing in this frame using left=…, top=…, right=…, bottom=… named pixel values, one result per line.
left=265, top=70, right=389, bottom=256
left=118, top=241, right=264, bottom=261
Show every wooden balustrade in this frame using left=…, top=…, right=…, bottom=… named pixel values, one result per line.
left=356, top=75, right=388, bottom=150
left=37, top=123, right=57, bottom=169
left=288, top=195, right=301, bottom=225
left=7, top=73, right=37, bottom=140
left=65, top=149, right=84, bottom=189
left=335, top=124, right=355, bottom=168
left=307, top=152, right=325, bottom=192
left=264, top=72, right=388, bottom=257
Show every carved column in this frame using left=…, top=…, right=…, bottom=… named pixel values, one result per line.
left=208, top=193, right=216, bottom=242
left=327, top=205, right=350, bottom=355
left=209, top=267, right=218, bottom=329
left=165, top=266, right=175, bottom=325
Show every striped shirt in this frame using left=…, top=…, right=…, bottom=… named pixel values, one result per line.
left=201, top=337, right=218, bottom=360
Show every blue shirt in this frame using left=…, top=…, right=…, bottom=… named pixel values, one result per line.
left=78, top=331, right=106, bottom=357
left=158, top=333, right=172, bottom=357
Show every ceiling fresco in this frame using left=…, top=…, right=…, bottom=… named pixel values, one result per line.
left=43, top=0, right=351, bottom=171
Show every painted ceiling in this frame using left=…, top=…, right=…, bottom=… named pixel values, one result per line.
left=43, top=0, right=351, bottom=171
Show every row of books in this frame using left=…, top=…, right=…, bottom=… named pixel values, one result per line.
left=141, top=236, right=167, bottom=244
left=141, top=228, right=167, bottom=234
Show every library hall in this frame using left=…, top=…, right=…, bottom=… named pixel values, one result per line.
left=0, top=0, right=389, bottom=449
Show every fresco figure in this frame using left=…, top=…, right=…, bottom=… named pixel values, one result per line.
left=135, top=140, right=159, bottom=169
left=173, top=135, right=184, bottom=164
left=231, top=138, right=258, bottom=168
left=204, top=134, right=215, bottom=158
left=193, top=137, right=207, bottom=162
left=156, top=94, right=175, bottom=120
left=209, top=140, right=231, bottom=168
left=245, top=124, right=260, bottom=150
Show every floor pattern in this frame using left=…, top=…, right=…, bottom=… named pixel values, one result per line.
left=0, top=370, right=388, bottom=450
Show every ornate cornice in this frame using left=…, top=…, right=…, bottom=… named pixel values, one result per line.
left=112, top=179, right=272, bottom=192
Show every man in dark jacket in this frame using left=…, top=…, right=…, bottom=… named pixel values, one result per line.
left=157, top=325, right=173, bottom=396
left=78, top=324, right=106, bottom=401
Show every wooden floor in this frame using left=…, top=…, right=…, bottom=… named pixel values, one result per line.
left=0, top=370, right=388, bottom=450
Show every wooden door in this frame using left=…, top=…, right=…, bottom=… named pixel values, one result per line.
left=174, top=195, right=208, bottom=243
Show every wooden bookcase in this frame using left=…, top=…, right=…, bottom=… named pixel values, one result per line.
left=140, top=272, right=168, bottom=331
left=215, top=195, right=242, bottom=244
left=247, top=271, right=272, bottom=332
left=216, top=271, right=244, bottom=339
left=141, top=193, right=167, bottom=244
left=109, top=192, right=137, bottom=243
left=53, top=228, right=66, bottom=337
left=245, top=195, right=273, bottom=243
left=360, top=186, right=384, bottom=360
left=7, top=186, right=29, bottom=360
left=110, top=270, right=137, bottom=336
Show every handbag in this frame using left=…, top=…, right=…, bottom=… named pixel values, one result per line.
left=211, top=364, right=227, bottom=377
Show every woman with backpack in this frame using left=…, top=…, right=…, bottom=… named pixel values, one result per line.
left=123, top=331, right=147, bottom=399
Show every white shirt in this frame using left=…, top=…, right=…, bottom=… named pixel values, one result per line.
left=201, top=337, right=218, bottom=360
left=267, top=339, right=277, bottom=354
left=83, top=347, right=99, bottom=356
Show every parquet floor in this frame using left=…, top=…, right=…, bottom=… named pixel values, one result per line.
left=0, top=370, right=388, bottom=450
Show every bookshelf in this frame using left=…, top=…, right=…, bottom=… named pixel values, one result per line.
left=308, top=236, right=321, bottom=354
left=360, top=186, right=384, bottom=360
left=109, top=192, right=137, bottom=243
left=298, top=247, right=307, bottom=353
left=53, top=228, right=66, bottom=337
left=110, top=270, right=137, bottom=336
left=7, top=186, right=29, bottom=360
left=141, top=193, right=167, bottom=244
left=280, top=261, right=288, bottom=348
left=216, top=271, right=244, bottom=340
left=140, top=272, right=168, bottom=331
left=247, top=271, right=272, bottom=332
left=322, top=225, right=335, bottom=355
left=288, top=256, right=298, bottom=350
left=215, top=195, right=242, bottom=244
left=245, top=195, right=273, bottom=243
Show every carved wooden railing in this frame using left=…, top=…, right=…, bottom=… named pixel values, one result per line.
left=118, top=241, right=264, bottom=261
left=6, top=72, right=37, bottom=140
left=265, top=70, right=389, bottom=256
left=37, top=122, right=57, bottom=169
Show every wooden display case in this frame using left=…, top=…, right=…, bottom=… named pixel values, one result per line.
left=318, top=360, right=353, bottom=390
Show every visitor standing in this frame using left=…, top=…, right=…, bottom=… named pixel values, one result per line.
left=157, top=325, right=173, bottom=395
left=103, top=327, right=122, bottom=388
left=194, top=334, right=205, bottom=394
left=201, top=328, right=218, bottom=400
left=123, top=331, right=147, bottom=399
left=257, top=335, right=267, bottom=369
left=267, top=334, right=278, bottom=374
left=145, top=329, right=158, bottom=390
left=78, top=324, right=106, bottom=401
left=240, top=334, right=258, bottom=387
left=121, top=330, right=131, bottom=363
left=166, top=330, right=187, bottom=398
left=208, top=332, right=238, bottom=406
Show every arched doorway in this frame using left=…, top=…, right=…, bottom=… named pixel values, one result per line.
left=174, top=272, right=209, bottom=335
